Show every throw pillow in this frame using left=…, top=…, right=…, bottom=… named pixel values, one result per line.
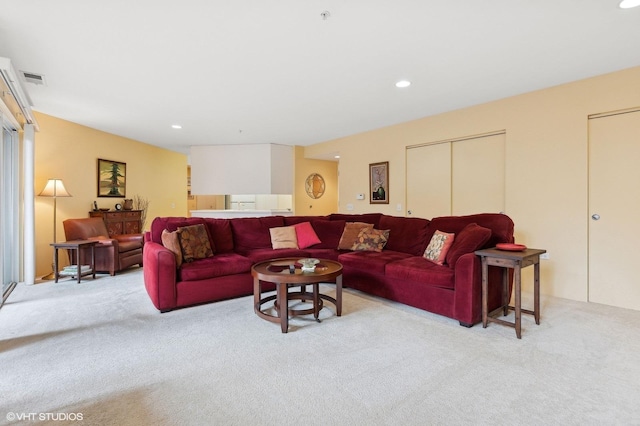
left=177, top=224, right=214, bottom=263
left=423, top=230, right=455, bottom=265
left=445, top=223, right=492, bottom=267
left=161, top=229, right=183, bottom=268
left=351, top=228, right=390, bottom=252
left=269, top=226, right=299, bottom=249
left=294, top=222, right=321, bottom=249
left=337, top=222, right=374, bottom=250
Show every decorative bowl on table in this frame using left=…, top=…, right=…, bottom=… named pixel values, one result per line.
left=298, top=258, right=320, bottom=272
left=99, top=208, right=110, bottom=212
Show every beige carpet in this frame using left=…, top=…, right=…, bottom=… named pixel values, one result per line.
left=1, top=268, right=639, bottom=426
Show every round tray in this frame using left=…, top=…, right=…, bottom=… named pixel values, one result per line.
left=496, top=243, right=527, bottom=251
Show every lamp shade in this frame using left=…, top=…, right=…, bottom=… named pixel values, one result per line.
left=39, top=179, right=72, bottom=197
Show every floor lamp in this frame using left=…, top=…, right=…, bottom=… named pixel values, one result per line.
left=39, top=178, right=72, bottom=280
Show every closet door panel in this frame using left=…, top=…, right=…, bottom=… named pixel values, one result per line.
left=406, top=142, right=451, bottom=219
left=451, top=133, right=505, bottom=215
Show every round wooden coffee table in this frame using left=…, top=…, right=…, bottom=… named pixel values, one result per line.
left=251, top=258, right=343, bottom=333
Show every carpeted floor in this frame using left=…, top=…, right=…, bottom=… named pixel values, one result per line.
left=1, top=268, right=639, bottom=426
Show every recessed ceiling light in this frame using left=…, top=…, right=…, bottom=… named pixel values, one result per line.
left=395, top=80, right=411, bottom=88
left=334, top=155, right=340, bottom=159
left=171, top=124, right=182, bottom=129
left=620, top=0, right=640, bottom=8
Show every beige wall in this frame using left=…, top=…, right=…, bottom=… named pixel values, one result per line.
left=34, top=112, right=187, bottom=277
left=293, top=146, right=338, bottom=216
left=305, top=66, right=640, bottom=302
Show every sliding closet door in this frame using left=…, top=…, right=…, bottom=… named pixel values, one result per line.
left=588, top=109, right=640, bottom=310
left=451, top=133, right=505, bottom=215
left=406, top=142, right=451, bottom=219
left=406, top=132, right=505, bottom=220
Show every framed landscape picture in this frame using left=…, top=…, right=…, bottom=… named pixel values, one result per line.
left=369, top=161, right=389, bottom=204
left=97, top=158, right=126, bottom=197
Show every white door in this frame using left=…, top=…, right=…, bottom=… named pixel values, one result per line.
left=588, top=109, right=640, bottom=310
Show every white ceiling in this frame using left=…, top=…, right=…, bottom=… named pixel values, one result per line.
left=1, top=1, right=639, bottom=155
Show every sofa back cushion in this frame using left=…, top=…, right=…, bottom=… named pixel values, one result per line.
left=150, top=217, right=205, bottom=244
left=204, top=219, right=234, bottom=254
left=329, top=213, right=382, bottom=228
left=427, top=213, right=514, bottom=248
left=378, top=215, right=430, bottom=255
left=310, top=220, right=345, bottom=249
left=230, top=216, right=286, bottom=253
left=445, top=223, right=492, bottom=267
left=283, top=215, right=329, bottom=225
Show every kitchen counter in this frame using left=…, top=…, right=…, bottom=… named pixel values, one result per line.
left=190, top=209, right=293, bottom=219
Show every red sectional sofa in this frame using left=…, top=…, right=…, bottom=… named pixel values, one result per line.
left=143, top=213, right=514, bottom=326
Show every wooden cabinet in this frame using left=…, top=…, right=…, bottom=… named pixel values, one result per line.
left=89, top=210, right=142, bottom=237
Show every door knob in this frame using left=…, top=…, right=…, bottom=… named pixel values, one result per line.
left=592, top=214, right=600, bottom=220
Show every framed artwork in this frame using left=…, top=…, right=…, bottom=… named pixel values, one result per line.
left=369, top=161, right=389, bottom=204
left=97, top=158, right=126, bottom=197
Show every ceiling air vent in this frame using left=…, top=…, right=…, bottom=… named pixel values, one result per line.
left=20, top=70, right=46, bottom=86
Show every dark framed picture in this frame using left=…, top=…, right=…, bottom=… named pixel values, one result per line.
left=369, top=161, right=389, bottom=204
left=97, top=158, right=126, bottom=197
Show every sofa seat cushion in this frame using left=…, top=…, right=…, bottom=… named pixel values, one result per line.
left=179, top=253, right=253, bottom=281
left=118, top=240, right=143, bottom=252
left=338, top=250, right=412, bottom=275
left=242, top=248, right=311, bottom=264
left=305, top=248, right=341, bottom=261
left=386, top=257, right=455, bottom=290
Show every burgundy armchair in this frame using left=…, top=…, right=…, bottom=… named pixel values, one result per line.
left=63, top=217, right=143, bottom=275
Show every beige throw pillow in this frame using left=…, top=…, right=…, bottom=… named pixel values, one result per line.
left=269, top=226, right=299, bottom=249
left=338, top=222, right=374, bottom=250
left=161, top=229, right=183, bottom=267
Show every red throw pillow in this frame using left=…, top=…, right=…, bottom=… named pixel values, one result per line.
left=446, top=223, right=492, bottom=267
left=294, top=222, right=321, bottom=249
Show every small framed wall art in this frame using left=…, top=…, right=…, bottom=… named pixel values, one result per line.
left=97, top=158, right=126, bottom=197
left=369, top=161, right=389, bottom=204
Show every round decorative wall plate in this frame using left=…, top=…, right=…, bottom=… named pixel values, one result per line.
left=305, top=173, right=325, bottom=199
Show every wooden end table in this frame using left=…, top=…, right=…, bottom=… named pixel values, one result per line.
left=251, top=258, right=343, bottom=333
left=50, top=240, right=99, bottom=283
left=475, top=247, right=546, bottom=339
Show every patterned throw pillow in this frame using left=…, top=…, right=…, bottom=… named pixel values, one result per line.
left=269, top=226, right=299, bottom=249
left=161, top=229, right=183, bottom=267
left=423, top=230, right=455, bottom=265
left=338, top=222, right=374, bottom=250
left=177, top=224, right=214, bottom=263
left=351, top=228, right=390, bottom=252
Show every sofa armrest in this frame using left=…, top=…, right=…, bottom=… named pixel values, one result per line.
left=114, top=233, right=144, bottom=244
left=143, top=241, right=177, bottom=312
left=452, top=252, right=483, bottom=326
